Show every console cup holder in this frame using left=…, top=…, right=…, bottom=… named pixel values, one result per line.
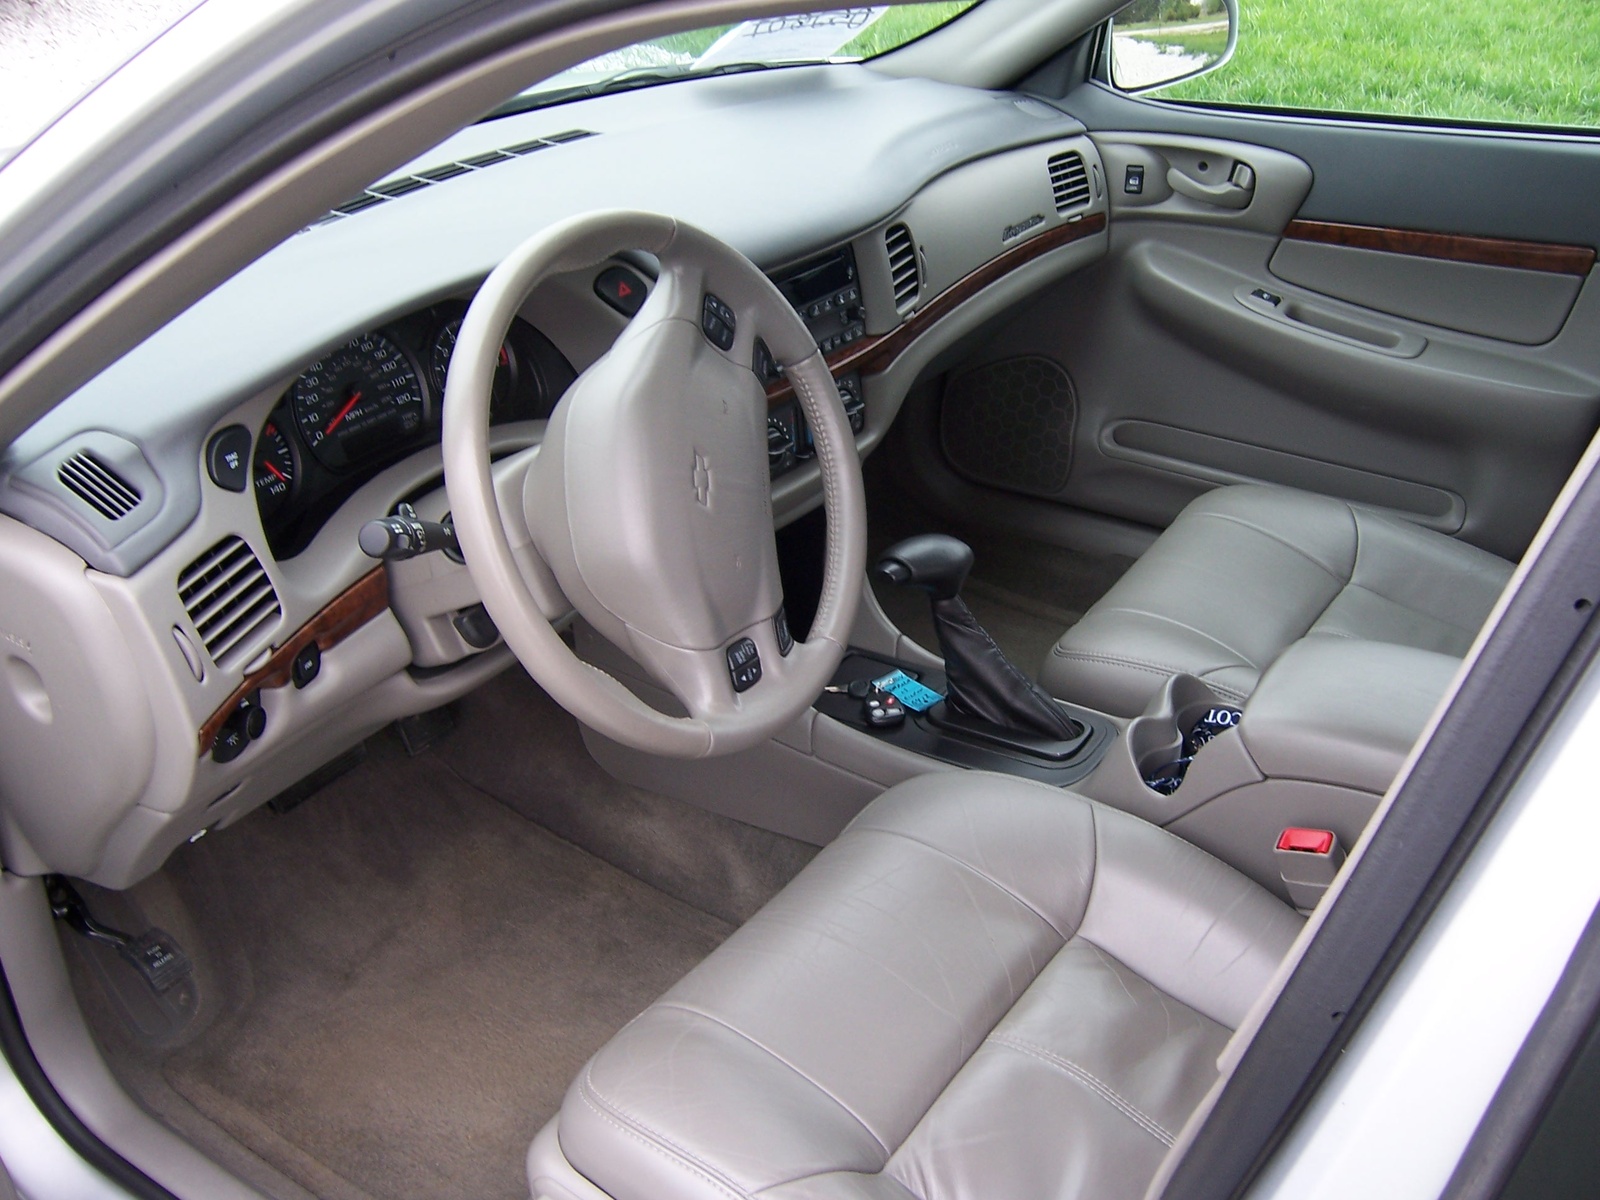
left=1127, top=675, right=1239, bottom=786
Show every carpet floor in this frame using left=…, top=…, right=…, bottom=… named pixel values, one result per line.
left=143, top=731, right=732, bottom=1200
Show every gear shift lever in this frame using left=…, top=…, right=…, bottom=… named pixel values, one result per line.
left=875, top=534, right=1081, bottom=742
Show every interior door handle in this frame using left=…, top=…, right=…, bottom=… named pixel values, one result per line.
left=1166, top=164, right=1254, bottom=209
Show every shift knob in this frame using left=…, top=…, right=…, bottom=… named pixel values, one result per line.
left=874, top=534, right=974, bottom=602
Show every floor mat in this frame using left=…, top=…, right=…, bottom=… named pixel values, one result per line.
left=154, top=735, right=731, bottom=1200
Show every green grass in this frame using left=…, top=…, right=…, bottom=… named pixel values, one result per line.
left=1155, top=0, right=1600, bottom=129
left=1134, top=27, right=1230, bottom=59
left=646, top=26, right=734, bottom=58
left=837, top=2, right=978, bottom=58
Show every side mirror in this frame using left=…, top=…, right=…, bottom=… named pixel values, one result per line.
left=1108, top=0, right=1237, bottom=93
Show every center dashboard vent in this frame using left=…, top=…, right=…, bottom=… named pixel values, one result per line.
left=885, top=222, right=920, bottom=309
left=311, top=129, right=598, bottom=227
left=178, top=536, right=282, bottom=668
left=57, top=451, right=141, bottom=521
left=1048, top=151, right=1091, bottom=213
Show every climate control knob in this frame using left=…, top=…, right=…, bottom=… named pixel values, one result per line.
left=767, top=416, right=796, bottom=475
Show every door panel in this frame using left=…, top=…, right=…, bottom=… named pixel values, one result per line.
left=926, top=87, right=1600, bottom=561
left=1267, top=232, right=1587, bottom=344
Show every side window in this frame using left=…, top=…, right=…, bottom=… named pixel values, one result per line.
left=1110, top=0, right=1600, bottom=131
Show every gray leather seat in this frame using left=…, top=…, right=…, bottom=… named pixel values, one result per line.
left=1040, top=485, right=1514, bottom=717
left=535, top=771, right=1302, bottom=1200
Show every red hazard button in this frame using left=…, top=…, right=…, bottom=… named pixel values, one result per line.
left=594, top=265, right=648, bottom=318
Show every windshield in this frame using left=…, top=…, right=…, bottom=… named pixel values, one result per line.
left=498, top=3, right=977, bottom=114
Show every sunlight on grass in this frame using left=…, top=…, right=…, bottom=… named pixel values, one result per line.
left=837, top=2, right=978, bottom=58
left=1154, top=0, right=1600, bottom=129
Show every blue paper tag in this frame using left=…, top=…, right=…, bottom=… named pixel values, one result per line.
left=873, top=669, right=944, bottom=713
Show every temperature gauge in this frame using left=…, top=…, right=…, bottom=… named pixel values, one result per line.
left=253, top=421, right=296, bottom=520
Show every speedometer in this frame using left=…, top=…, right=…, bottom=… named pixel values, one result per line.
left=291, top=331, right=425, bottom=470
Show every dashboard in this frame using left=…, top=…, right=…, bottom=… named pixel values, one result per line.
left=0, top=62, right=1112, bottom=889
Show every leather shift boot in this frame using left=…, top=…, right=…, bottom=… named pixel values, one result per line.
left=931, top=595, right=1082, bottom=740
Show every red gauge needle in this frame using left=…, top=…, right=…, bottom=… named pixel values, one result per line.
left=324, top=390, right=363, bottom=435
left=262, top=461, right=288, bottom=483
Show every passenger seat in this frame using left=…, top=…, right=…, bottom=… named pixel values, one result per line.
left=1039, top=485, right=1514, bottom=717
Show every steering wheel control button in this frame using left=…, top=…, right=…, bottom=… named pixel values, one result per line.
left=701, top=294, right=737, bottom=351
left=774, top=608, right=794, bottom=656
left=594, top=265, right=647, bottom=317
left=726, top=637, right=763, bottom=692
left=291, top=641, right=321, bottom=688
left=205, top=425, right=253, bottom=492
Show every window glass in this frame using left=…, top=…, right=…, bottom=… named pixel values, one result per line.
left=1134, top=0, right=1600, bottom=130
left=515, top=4, right=978, bottom=108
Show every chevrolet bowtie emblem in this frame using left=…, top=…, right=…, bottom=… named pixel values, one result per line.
left=692, top=452, right=711, bottom=506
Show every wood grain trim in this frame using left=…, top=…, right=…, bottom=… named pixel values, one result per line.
left=767, top=212, right=1108, bottom=404
left=198, top=566, right=390, bottom=756
left=1283, top=218, right=1596, bottom=276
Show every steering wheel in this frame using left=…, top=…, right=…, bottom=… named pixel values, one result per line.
left=442, top=211, right=866, bottom=758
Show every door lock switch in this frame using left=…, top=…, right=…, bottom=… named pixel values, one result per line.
left=1123, top=164, right=1145, bottom=195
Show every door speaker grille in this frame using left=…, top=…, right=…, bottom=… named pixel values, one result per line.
left=940, top=357, right=1076, bottom=497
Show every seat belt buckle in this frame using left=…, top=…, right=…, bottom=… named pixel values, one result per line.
left=1274, top=827, right=1345, bottom=914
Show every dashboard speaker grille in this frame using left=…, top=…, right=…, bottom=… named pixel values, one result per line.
left=178, top=536, right=282, bottom=668
left=941, top=356, right=1077, bottom=497
left=1048, top=151, right=1091, bottom=213
left=885, top=223, right=920, bottom=309
left=57, top=451, right=141, bottom=520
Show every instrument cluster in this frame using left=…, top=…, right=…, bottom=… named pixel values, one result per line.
left=253, top=300, right=575, bottom=558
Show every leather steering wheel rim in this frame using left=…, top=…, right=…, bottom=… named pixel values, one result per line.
left=442, top=210, right=866, bottom=759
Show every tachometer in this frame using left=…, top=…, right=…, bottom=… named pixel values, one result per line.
left=430, top=318, right=515, bottom=418
left=291, top=331, right=425, bottom=469
left=253, top=421, right=296, bottom=519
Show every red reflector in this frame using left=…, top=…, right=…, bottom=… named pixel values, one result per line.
left=1278, top=827, right=1334, bottom=855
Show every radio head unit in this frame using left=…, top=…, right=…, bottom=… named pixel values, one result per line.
left=771, top=246, right=866, bottom=355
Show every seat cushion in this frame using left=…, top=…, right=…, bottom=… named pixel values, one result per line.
left=547, top=772, right=1302, bottom=1200
left=1039, top=485, right=1513, bottom=717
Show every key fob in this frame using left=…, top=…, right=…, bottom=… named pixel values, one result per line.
left=863, top=690, right=906, bottom=728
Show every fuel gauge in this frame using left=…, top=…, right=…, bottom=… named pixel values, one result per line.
left=253, top=421, right=296, bottom=520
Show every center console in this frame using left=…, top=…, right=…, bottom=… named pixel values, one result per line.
left=765, top=247, right=868, bottom=477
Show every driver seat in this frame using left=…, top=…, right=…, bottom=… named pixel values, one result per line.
left=528, top=771, right=1303, bottom=1200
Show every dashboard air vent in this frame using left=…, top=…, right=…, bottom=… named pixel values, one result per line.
left=1048, top=151, right=1091, bottom=213
left=313, top=130, right=599, bottom=226
left=885, top=223, right=920, bottom=309
left=178, top=536, right=282, bottom=668
left=57, top=451, right=141, bottom=521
